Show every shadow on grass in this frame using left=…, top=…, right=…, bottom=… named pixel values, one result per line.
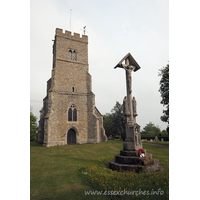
left=30, top=141, right=43, bottom=147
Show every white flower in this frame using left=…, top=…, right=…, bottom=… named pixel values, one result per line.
left=140, top=153, right=145, bottom=157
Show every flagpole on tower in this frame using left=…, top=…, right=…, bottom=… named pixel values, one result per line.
left=70, top=9, right=72, bottom=31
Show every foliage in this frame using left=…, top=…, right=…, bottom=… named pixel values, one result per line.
left=103, top=113, right=113, bottom=137
left=141, top=122, right=161, bottom=135
left=111, top=102, right=126, bottom=140
left=30, top=140, right=169, bottom=200
left=161, top=130, right=168, bottom=135
left=39, top=107, right=43, bottom=120
left=79, top=143, right=169, bottom=199
left=104, top=103, right=166, bottom=140
left=30, top=112, right=38, bottom=141
left=159, top=64, right=169, bottom=126
left=141, top=134, right=169, bottom=142
left=103, top=102, right=126, bottom=140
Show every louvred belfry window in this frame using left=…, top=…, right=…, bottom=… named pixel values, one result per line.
left=68, top=49, right=77, bottom=61
left=68, top=50, right=72, bottom=60
left=73, top=50, right=77, bottom=61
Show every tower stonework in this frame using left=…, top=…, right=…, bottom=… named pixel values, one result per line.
left=35, top=28, right=107, bottom=147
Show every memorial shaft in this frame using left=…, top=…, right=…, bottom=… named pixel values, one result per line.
left=125, top=58, right=134, bottom=124
left=109, top=53, right=164, bottom=173
left=114, top=53, right=142, bottom=151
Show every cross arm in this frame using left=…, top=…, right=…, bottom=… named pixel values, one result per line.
left=114, top=64, right=136, bottom=71
left=114, top=64, right=124, bottom=69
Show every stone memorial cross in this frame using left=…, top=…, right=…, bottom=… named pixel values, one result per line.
left=114, top=53, right=142, bottom=151
left=109, top=53, right=164, bottom=173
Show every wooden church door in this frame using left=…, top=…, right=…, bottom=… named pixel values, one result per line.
left=67, top=129, right=76, bottom=145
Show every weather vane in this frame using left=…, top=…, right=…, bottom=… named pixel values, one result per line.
left=82, top=26, right=87, bottom=35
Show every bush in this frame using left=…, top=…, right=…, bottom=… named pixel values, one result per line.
left=142, top=122, right=161, bottom=135
left=141, top=134, right=169, bottom=141
left=30, top=112, right=38, bottom=141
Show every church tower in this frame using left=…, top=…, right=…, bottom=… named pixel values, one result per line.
left=36, top=28, right=107, bottom=147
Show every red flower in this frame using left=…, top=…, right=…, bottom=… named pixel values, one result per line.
left=138, top=148, right=145, bottom=156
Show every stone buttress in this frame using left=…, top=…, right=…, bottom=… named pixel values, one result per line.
left=35, top=28, right=107, bottom=147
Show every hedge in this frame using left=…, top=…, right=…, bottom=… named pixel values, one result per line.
left=141, top=134, right=169, bottom=141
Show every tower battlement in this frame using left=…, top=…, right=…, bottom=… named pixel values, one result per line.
left=56, top=28, right=88, bottom=43
left=35, top=27, right=107, bottom=147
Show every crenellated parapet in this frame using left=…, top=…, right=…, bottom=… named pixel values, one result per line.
left=35, top=27, right=107, bottom=147
left=56, top=28, right=88, bottom=43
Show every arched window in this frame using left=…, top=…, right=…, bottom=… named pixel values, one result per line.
left=73, top=50, right=77, bottom=61
left=73, top=108, right=77, bottom=121
left=68, top=105, right=77, bottom=122
left=68, top=50, right=72, bottom=60
left=72, top=87, right=75, bottom=92
left=68, top=108, right=72, bottom=121
left=68, top=49, right=77, bottom=61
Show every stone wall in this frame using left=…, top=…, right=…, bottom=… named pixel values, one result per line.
left=35, top=28, right=107, bottom=147
left=95, top=107, right=107, bottom=142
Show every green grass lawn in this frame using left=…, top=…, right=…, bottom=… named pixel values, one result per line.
left=142, top=141, right=169, bottom=146
left=30, top=140, right=169, bottom=200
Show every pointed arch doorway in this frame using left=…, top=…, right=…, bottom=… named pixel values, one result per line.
left=67, top=129, right=76, bottom=145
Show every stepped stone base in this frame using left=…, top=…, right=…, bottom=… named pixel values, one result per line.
left=109, top=149, right=164, bottom=173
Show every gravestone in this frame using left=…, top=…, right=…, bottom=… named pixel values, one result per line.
left=108, top=135, right=115, bottom=140
left=155, top=136, right=159, bottom=142
left=109, top=53, right=164, bottom=173
left=150, top=139, right=153, bottom=142
left=161, top=138, right=164, bottom=142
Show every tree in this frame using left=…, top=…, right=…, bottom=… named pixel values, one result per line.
left=159, top=64, right=169, bottom=133
left=30, top=112, right=38, bottom=141
left=103, top=113, right=113, bottom=137
left=111, top=102, right=126, bottom=140
left=103, top=102, right=126, bottom=140
left=39, top=107, right=43, bottom=120
left=141, top=122, right=161, bottom=135
left=161, top=130, right=168, bottom=135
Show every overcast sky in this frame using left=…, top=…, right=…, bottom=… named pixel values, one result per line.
left=30, top=0, right=169, bottom=131
left=2, top=1, right=200, bottom=198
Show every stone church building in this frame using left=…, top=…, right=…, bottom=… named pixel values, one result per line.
left=35, top=28, right=107, bottom=147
